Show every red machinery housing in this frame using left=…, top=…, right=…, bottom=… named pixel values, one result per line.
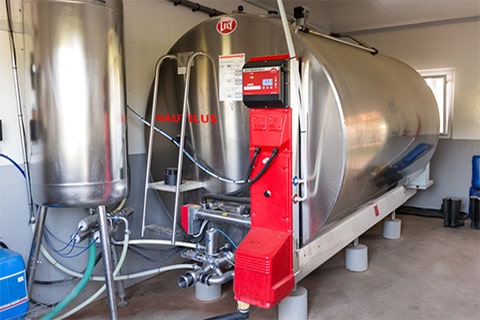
left=233, top=55, right=295, bottom=308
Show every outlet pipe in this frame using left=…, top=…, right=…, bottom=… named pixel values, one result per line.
left=203, top=270, right=234, bottom=285
left=40, top=236, right=96, bottom=320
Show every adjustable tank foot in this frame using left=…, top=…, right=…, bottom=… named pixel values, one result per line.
left=383, top=212, right=402, bottom=240
left=278, top=286, right=308, bottom=320
left=345, top=238, right=368, bottom=272
left=195, top=282, right=221, bottom=302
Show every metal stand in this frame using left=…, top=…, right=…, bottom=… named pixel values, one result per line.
left=110, top=244, right=128, bottom=307
left=26, top=205, right=48, bottom=296
left=97, top=205, right=118, bottom=319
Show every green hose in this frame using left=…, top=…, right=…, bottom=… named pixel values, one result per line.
left=41, top=239, right=97, bottom=320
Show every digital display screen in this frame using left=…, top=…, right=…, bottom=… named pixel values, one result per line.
left=262, top=78, right=273, bottom=86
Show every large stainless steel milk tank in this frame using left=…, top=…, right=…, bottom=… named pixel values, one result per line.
left=147, top=14, right=439, bottom=244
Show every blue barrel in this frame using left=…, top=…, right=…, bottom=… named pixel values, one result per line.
left=0, top=249, right=28, bottom=320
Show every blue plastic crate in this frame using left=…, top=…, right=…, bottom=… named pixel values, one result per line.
left=0, top=249, right=28, bottom=320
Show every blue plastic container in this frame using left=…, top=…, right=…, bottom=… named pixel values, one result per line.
left=0, top=249, right=28, bottom=320
left=472, top=155, right=480, bottom=189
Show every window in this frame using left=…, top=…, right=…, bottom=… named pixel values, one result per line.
left=418, top=68, right=454, bottom=138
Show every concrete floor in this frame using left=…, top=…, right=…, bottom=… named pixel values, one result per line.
left=72, top=214, right=479, bottom=320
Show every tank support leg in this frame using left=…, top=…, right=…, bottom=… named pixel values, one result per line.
left=278, top=286, right=308, bottom=320
left=97, top=205, right=118, bottom=319
left=345, top=238, right=368, bottom=272
left=383, top=211, right=402, bottom=239
left=111, top=244, right=128, bottom=307
left=26, top=205, right=48, bottom=296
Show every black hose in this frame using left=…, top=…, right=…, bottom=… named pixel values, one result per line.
left=243, top=147, right=261, bottom=182
left=204, top=310, right=249, bottom=320
left=229, top=148, right=279, bottom=196
left=201, top=193, right=250, bottom=204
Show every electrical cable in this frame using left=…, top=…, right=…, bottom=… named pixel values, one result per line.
left=192, top=220, right=209, bottom=239
left=202, top=193, right=250, bottom=204
left=396, top=206, right=469, bottom=220
left=212, top=228, right=238, bottom=249
left=33, top=277, right=75, bottom=285
left=36, top=227, right=198, bottom=281
left=43, top=226, right=83, bottom=257
left=127, top=105, right=246, bottom=184
left=0, top=153, right=26, bottom=177
left=243, top=147, right=260, bottom=182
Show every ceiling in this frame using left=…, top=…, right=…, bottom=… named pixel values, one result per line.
left=244, top=0, right=480, bottom=33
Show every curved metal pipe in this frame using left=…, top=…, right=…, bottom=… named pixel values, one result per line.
left=204, top=270, right=234, bottom=285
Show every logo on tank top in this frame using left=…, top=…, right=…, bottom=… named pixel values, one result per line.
left=216, top=17, right=237, bottom=35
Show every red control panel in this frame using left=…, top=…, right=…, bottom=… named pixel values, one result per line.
left=242, top=55, right=289, bottom=108
left=243, top=65, right=281, bottom=96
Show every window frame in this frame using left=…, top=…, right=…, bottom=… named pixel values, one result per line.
left=418, top=68, right=455, bottom=138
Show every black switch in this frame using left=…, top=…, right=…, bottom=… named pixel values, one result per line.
left=0, top=119, right=3, bottom=141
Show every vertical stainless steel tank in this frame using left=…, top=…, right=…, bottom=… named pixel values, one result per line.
left=25, top=0, right=128, bottom=207
left=147, top=14, right=439, bottom=244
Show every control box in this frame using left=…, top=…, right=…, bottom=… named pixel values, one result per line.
left=242, top=55, right=289, bottom=108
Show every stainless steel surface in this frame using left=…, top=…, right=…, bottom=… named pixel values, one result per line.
left=205, top=228, right=217, bottom=256
left=147, top=14, right=439, bottom=245
left=195, top=208, right=251, bottom=228
left=26, top=205, right=47, bottom=296
left=24, top=0, right=128, bottom=207
left=97, top=205, right=118, bottom=320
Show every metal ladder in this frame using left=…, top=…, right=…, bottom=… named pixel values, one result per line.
left=141, top=52, right=212, bottom=241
